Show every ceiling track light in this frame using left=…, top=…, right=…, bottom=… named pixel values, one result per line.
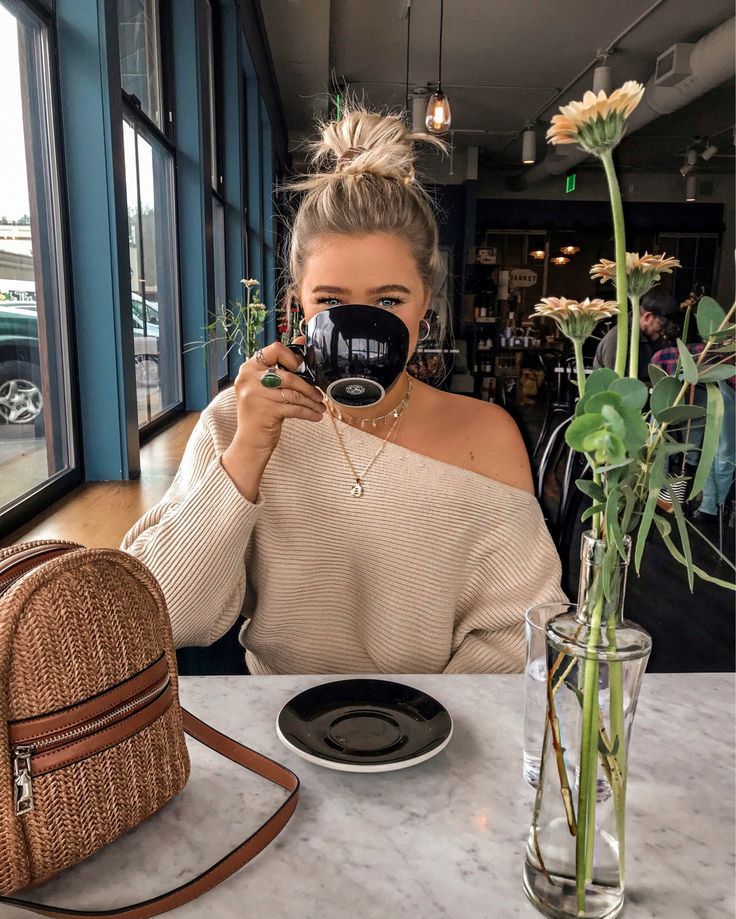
left=593, top=52, right=612, bottom=94
left=521, top=126, right=536, bottom=165
left=425, top=0, right=451, bottom=135
left=685, top=174, right=697, bottom=202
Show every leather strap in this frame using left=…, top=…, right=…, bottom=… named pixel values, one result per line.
left=0, top=708, right=300, bottom=918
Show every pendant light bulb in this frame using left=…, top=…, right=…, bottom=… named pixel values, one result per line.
left=425, top=89, right=451, bottom=135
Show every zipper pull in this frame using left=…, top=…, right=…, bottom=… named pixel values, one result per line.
left=13, top=747, right=34, bottom=815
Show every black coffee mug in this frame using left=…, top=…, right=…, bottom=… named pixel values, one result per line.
left=286, top=303, right=411, bottom=407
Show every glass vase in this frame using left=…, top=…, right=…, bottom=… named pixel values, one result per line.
left=523, top=531, right=652, bottom=919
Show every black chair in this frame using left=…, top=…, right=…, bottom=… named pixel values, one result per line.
left=533, top=349, right=576, bottom=461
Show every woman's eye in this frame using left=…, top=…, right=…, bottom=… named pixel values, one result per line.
left=315, top=295, right=404, bottom=308
left=378, top=297, right=404, bottom=308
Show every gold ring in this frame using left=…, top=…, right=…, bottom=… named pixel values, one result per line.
left=280, top=390, right=288, bottom=404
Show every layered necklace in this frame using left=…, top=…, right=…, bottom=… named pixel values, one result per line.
left=326, top=374, right=413, bottom=497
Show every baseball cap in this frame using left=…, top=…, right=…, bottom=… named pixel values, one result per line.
left=640, top=291, right=679, bottom=317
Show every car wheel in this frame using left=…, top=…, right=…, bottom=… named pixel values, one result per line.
left=135, top=353, right=160, bottom=389
left=0, top=360, right=45, bottom=432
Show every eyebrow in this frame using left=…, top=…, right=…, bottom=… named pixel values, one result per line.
left=311, top=284, right=412, bottom=295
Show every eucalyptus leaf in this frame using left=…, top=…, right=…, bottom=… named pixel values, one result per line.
left=648, top=363, right=667, bottom=386
left=585, top=367, right=619, bottom=395
left=582, top=503, right=606, bottom=522
left=666, top=482, right=694, bottom=591
left=698, top=364, right=736, bottom=383
left=583, top=430, right=626, bottom=466
left=654, top=516, right=736, bottom=591
left=567, top=414, right=605, bottom=450
left=656, top=404, right=707, bottom=424
left=610, top=377, right=649, bottom=411
left=606, top=487, right=626, bottom=561
left=676, top=340, right=699, bottom=385
left=621, top=484, right=638, bottom=534
left=586, top=390, right=624, bottom=415
left=600, top=404, right=626, bottom=441
left=696, top=296, right=726, bottom=340
left=576, top=479, right=605, bottom=503
left=651, top=377, right=682, bottom=420
left=634, top=448, right=665, bottom=573
left=602, top=543, right=618, bottom=602
left=621, top=413, right=650, bottom=455
left=689, top=382, right=724, bottom=500
left=685, top=516, right=736, bottom=572
left=664, top=442, right=697, bottom=455
left=704, top=326, right=736, bottom=342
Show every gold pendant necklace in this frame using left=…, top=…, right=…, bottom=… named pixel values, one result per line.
left=327, top=376, right=412, bottom=496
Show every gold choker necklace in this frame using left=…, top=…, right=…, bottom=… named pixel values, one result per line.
left=327, top=375, right=413, bottom=497
left=325, top=376, right=413, bottom=429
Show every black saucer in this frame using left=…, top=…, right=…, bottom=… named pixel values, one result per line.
left=276, top=679, right=453, bottom=772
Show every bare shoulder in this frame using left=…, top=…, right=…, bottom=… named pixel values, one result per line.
left=417, top=384, right=534, bottom=494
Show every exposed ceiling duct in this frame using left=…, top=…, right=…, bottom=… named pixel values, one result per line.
left=508, top=16, right=735, bottom=190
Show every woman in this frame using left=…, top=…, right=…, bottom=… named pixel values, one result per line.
left=120, top=101, right=567, bottom=675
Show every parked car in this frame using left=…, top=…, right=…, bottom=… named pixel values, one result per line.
left=130, top=293, right=160, bottom=390
left=0, top=300, right=44, bottom=435
left=0, top=294, right=162, bottom=432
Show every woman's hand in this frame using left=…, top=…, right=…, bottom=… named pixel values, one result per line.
left=221, top=340, right=325, bottom=500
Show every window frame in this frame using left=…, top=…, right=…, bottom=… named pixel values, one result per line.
left=0, top=0, right=84, bottom=540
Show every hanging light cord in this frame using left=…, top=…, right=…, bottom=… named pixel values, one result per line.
left=438, top=0, right=444, bottom=89
left=405, top=1, right=411, bottom=117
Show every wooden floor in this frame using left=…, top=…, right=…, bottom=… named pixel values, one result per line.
left=0, top=411, right=200, bottom=551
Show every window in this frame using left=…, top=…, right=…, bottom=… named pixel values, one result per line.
left=123, top=119, right=182, bottom=426
left=118, top=0, right=164, bottom=129
left=204, top=0, right=219, bottom=192
left=0, top=1, right=77, bottom=516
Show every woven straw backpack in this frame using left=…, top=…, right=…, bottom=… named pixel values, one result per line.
left=0, top=539, right=299, bottom=917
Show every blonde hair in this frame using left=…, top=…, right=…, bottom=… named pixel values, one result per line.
left=276, top=94, right=454, bottom=376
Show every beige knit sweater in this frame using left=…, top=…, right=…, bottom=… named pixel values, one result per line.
left=120, top=386, right=567, bottom=674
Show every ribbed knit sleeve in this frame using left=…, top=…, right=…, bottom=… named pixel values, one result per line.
left=443, top=490, right=568, bottom=674
left=119, top=409, right=265, bottom=648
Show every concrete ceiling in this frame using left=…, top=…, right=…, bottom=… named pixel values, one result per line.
left=260, top=0, right=735, bottom=178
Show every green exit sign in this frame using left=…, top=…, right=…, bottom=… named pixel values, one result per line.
left=565, top=172, right=577, bottom=193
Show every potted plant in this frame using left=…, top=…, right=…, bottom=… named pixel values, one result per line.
left=523, top=81, right=735, bottom=919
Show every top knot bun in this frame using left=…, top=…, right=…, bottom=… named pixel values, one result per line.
left=300, top=96, right=449, bottom=187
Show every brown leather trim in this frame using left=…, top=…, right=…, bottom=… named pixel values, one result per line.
left=0, top=543, right=82, bottom=584
left=9, top=654, right=169, bottom=744
left=0, top=707, right=299, bottom=918
left=29, top=683, right=174, bottom=777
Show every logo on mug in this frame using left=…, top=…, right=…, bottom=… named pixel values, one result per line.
left=346, top=384, right=366, bottom=396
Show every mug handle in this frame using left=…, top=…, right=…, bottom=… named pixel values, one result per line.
left=285, top=343, right=316, bottom=383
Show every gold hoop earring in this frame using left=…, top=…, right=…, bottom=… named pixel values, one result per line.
left=418, top=317, right=431, bottom=343
left=298, top=317, right=308, bottom=336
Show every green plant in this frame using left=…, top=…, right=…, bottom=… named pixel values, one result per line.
left=532, top=80, right=735, bottom=914
left=183, top=278, right=272, bottom=366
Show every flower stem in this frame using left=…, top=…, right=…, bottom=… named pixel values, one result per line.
left=601, top=150, right=628, bottom=378
left=628, top=293, right=640, bottom=380
left=606, top=613, right=627, bottom=884
left=576, top=585, right=604, bottom=913
left=573, top=339, right=587, bottom=397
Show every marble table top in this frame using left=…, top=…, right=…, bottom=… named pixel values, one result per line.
left=3, top=673, right=733, bottom=919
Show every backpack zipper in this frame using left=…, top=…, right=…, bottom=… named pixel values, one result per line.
left=12, top=673, right=171, bottom=816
